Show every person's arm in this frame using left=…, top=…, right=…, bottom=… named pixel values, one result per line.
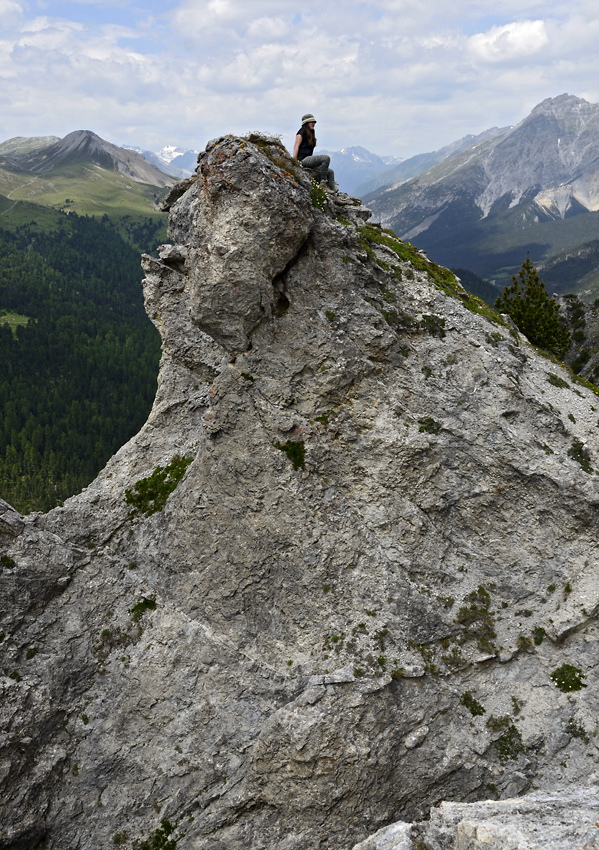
left=293, top=133, right=302, bottom=160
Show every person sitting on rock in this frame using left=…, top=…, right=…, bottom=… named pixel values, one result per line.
left=293, top=113, right=338, bottom=192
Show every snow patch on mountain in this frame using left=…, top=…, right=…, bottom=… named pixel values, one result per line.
left=158, top=144, right=199, bottom=164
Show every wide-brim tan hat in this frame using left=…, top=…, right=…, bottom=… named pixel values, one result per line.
left=301, top=113, right=317, bottom=125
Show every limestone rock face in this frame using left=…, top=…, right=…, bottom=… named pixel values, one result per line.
left=358, top=788, right=599, bottom=850
left=2, top=133, right=599, bottom=850
left=424, top=788, right=599, bottom=849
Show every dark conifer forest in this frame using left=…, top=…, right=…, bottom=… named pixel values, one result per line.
left=0, top=212, right=164, bottom=512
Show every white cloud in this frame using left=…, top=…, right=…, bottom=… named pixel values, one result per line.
left=1, top=1, right=599, bottom=161
left=468, top=20, right=549, bottom=63
left=0, top=0, right=22, bottom=26
left=246, top=16, right=288, bottom=40
left=170, top=0, right=288, bottom=38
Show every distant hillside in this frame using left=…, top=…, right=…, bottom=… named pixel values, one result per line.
left=355, top=126, right=510, bottom=196
left=365, top=94, right=599, bottom=294
left=317, top=146, right=402, bottom=194
left=0, top=130, right=175, bottom=218
left=451, top=268, right=501, bottom=306
left=3, top=130, right=174, bottom=185
left=0, top=193, right=12, bottom=214
left=540, top=240, right=599, bottom=300
left=0, top=135, right=60, bottom=156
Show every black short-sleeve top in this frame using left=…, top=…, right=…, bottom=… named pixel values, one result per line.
left=296, top=126, right=315, bottom=160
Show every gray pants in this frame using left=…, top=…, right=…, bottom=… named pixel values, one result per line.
left=301, top=155, right=335, bottom=189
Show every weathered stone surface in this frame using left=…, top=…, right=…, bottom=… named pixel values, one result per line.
left=354, top=789, right=599, bottom=849
left=2, top=133, right=599, bottom=850
left=160, top=175, right=198, bottom=211
left=425, top=788, right=599, bottom=849
left=0, top=499, right=23, bottom=537
left=351, top=821, right=412, bottom=850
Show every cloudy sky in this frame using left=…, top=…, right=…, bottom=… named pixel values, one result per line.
left=1, top=0, right=598, bottom=158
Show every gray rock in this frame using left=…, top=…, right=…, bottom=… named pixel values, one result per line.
left=404, top=725, right=429, bottom=749
left=160, top=175, right=198, bottom=211
left=356, top=789, right=599, bottom=849
left=401, top=664, right=425, bottom=678
left=351, top=821, right=413, bottom=850
left=2, top=132, right=599, bottom=850
left=0, top=499, right=23, bottom=537
left=424, top=787, right=599, bottom=849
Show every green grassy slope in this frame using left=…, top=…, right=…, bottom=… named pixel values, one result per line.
left=0, top=160, right=169, bottom=217
left=0, top=199, right=73, bottom=230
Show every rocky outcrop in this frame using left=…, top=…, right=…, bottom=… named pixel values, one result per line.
left=353, top=788, right=599, bottom=849
left=1, top=133, right=599, bottom=850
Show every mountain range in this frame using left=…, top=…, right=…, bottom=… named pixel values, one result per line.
left=3, top=102, right=599, bottom=300
left=364, top=94, right=599, bottom=296
left=0, top=130, right=174, bottom=186
left=306, top=132, right=510, bottom=197
left=0, top=130, right=175, bottom=217
left=316, top=146, right=401, bottom=194
left=122, top=144, right=200, bottom=179
left=353, top=126, right=511, bottom=196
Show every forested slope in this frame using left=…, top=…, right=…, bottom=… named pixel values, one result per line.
left=0, top=212, right=163, bottom=511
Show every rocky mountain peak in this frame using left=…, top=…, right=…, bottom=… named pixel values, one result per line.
left=4, top=129, right=176, bottom=187
left=530, top=92, right=594, bottom=117
left=339, top=145, right=384, bottom=162
left=1, top=133, right=599, bottom=850
left=366, top=94, right=599, bottom=282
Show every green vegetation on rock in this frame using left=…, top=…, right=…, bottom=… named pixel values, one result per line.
left=358, top=224, right=504, bottom=326
left=460, top=691, right=485, bottom=716
left=547, top=372, right=570, bottom=389
left=273, top=439, right=306, bottom=470
left=418, top=417, right=442, bottom=434
left=568, top=441, right=593, bottom=474
left=455, top=585, right=496, bottom=652
left=551, top=663, right=587, bottom=692
left=311, top=182, right=327, bottom=212
left=566, top=717, right=589, bottom=743
left=125, top=455, right=193, bottom=518
left=138, top=820, right=177, bottom=850
left=492, top=723, right=524, bottom=762
left=128, top=597, right=157, bottom=622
